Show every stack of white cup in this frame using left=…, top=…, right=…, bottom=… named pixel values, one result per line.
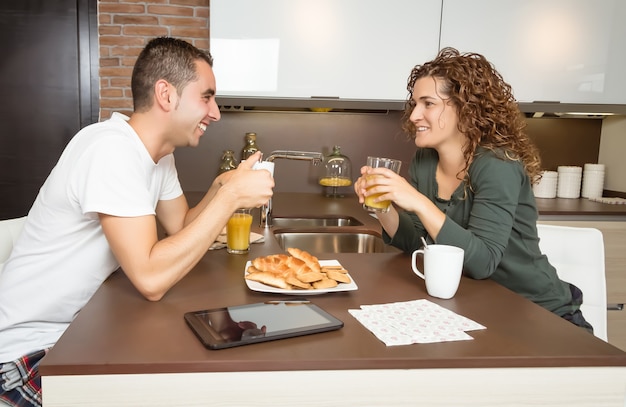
left=532, top=171, right=558, bottom=198
left=557, top=166, right=582, bottom=199
left=581, top=163, right=605, bottom=199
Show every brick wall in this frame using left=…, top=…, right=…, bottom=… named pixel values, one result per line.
left=97, top=0, right=210, bottom=120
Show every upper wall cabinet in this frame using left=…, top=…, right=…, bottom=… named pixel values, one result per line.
left=440, top=0, right=626, bottom=105
left=210, top=0, right=441, bottom=107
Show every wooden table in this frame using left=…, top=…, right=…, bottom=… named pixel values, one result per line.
left=40, top=194, right=626, bottom=406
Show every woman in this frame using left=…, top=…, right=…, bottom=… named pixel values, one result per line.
left=354, top=47, right=593, bottom=333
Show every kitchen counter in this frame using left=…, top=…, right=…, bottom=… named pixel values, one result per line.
left=39, top=193, right=626, bottom=406
left=535, top=197, right=626, bottom=220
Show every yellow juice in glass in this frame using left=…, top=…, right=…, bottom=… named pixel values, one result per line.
left=227, top=211, right=253, bottom=253
left=363, top=157, right=401, bottom=212
left=363, top=175, right=391, bottom=212
left=318, top=177, right=352, bottom=187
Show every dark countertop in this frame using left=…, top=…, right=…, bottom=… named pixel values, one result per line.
left=535, top=197, right=626, bottom=217
left=40, top=192, right=626, bottom=377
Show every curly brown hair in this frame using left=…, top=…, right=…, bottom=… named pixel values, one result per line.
left=401, top=47, right=542, bottom=183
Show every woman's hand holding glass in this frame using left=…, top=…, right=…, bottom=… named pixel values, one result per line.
left=355, top=166, right=398, bottom=212
left=355, top=165, right=428, bottom=216
left=357, top=157, right=402, bottom=213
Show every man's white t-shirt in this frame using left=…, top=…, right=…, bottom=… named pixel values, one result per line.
left=0, top=113, right=183, bottom=362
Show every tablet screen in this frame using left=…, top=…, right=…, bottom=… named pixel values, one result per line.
left=184, top=300, right=343, bottom=349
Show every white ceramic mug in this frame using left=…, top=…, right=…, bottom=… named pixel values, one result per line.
left=252, top=161, right=275, bottom=177
left=411, top=244, right=464, bottom=299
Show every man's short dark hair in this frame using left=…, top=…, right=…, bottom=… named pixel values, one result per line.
left=131, top=37, right=214, bottom=112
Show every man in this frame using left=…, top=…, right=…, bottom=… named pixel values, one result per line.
left=0, top=37, right=275, bottom=407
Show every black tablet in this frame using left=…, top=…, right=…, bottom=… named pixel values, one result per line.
left=184, top=299, right=344, bottom=350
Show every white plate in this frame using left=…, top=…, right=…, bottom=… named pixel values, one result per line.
left=244, top=259, right=358, bottom=295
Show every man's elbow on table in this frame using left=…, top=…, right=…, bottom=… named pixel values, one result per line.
left=135, top=284, right=167, bottom=302
left=125, top=271, right=172, bottom=301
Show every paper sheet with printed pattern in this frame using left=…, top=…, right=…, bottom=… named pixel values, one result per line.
left=349, top=299, right=486, bottom=346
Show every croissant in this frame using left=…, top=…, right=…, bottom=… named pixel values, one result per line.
left=245, top=248, right=351, bottom=290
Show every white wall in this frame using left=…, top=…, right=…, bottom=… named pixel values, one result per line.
left=599, top=116, right=626, bottom=193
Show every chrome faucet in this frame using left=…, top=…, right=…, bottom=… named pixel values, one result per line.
left=260, top=150, right=324, bottom=228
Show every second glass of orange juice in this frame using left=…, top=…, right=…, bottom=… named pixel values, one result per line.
left=226, top=208, right=253, bottom=254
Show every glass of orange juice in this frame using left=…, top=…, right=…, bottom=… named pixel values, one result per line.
left=363, top=156, right=402, bottom=213
left=227, top=208, right=253, bottom=254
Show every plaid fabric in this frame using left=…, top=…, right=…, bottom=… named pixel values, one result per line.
left=561, top=283, right=594, bottom=335
left=0, top=349, right=48, bottom=407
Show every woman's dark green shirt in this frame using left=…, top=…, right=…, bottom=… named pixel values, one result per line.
left=385, top=147, right=574, bottom=316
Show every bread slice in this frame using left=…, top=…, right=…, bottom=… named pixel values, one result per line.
left=285, top=275, right=312, bottom=289
left=321, top=265, right=348, bottom=273
left=312, top=277, right=338, bottom=289
left=326, top=270, right=351, bottom=284
left=296, top=271, right=325, bottom=283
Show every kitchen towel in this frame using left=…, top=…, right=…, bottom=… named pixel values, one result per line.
left=209, top=229, right=265, bottom=250
left=589, top=196, right=626, bottom=205
left=349, top=299, right=486, bottom=346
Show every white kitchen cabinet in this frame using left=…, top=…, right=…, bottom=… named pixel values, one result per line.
left=440, top=0, right=626, bottom=105
left=210, top=0, right=441, bottom=103
left=210, top=0, right=626, bottom=109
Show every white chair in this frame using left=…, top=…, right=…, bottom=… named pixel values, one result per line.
left=536, top=223, right=607, bottom=341
left=0, top=216, right=27, bottom=274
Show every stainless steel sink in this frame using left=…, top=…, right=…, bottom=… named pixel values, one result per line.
left=273, top=229, right=398, bottom=253
left=271, top=216, right=363, bottom=228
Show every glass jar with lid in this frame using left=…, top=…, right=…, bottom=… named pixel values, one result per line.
left=319, top=145, right=352, bottom=197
